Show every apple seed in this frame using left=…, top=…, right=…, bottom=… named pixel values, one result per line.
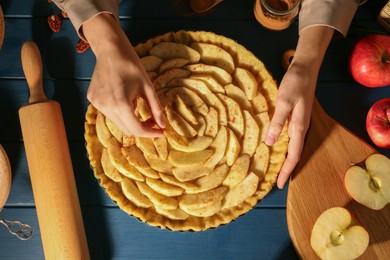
left=330, top=230, right=344, bottom=246
left=368, top=176, right=381, bottom=192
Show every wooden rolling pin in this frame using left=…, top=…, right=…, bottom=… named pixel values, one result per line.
left=19, top=41, right=90, bottom=259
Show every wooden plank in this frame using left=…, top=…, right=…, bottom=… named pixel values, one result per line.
left=0, top=18, right=385, bottom=81
left=0, top=0, right=250, bottom=19
left=0, top=79, right=90, bottom=142
left=0, top=207, right=298, bottom=260
left=1, top=0, right=383, bottom=20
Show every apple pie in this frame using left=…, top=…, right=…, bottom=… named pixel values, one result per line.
left=84, top=30, right=289, bottom=231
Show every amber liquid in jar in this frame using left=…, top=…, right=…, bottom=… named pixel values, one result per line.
left=254, top=0, right=300, bottom=31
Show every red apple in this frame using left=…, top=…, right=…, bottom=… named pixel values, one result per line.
left=349, top=34, right=390, bottom=88
left=366, top=98, right=390, bottom=148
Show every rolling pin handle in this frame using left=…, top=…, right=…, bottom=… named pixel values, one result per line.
left=21, top=41, right=47, bottom=104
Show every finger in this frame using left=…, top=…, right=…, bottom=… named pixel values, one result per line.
left=92, top=101, right=131, bottom=138
left=105, top=113, right=129, bottom=137
left=276, top=123, right=306, bottom=189
left=265, top=101, right=292, bottom=146
left=143, top=84, right=166, bottom=129
left=120, top=106, right=164, bottom=138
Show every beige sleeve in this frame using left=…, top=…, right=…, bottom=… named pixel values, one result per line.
left=299, top=0, right=359, bottom=37
left=52, top=0, right=120, bottom=40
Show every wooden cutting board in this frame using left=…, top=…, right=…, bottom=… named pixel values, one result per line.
left=286, top=98, right=390, bottom=259
left=0, top=144, right=11, bottom=210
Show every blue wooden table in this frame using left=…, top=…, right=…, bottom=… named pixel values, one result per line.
left=0, top=1, right=389, bottom=259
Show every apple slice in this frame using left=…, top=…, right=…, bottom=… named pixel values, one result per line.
left=344, top=153, right=390, bottom=210
left=310, top=207, right=369, bottom=260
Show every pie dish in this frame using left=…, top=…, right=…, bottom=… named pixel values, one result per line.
left=84, top=30, right=289, bottom=231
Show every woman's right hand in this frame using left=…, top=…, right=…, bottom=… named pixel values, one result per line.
left=83, top=13, right=165, bottom=137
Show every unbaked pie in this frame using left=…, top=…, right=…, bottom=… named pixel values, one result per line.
left=84, top=30, right=288, bottom=231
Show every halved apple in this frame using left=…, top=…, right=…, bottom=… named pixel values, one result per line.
left=344, top=153, right=390, bottom=210
left=310, top=207, right=369, bottom=260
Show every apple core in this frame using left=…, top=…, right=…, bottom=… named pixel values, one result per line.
left=368, top=176, right=381, bottom=192
left=330, top=230, right=344, bottom=246
left=345, top=154, right=390, bottom=210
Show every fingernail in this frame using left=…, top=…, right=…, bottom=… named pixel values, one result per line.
left=265, top=134, right=275, bottom=146
left=159, top=116, right=166, bottom=128
left=277, top=178, right=284, bottom=189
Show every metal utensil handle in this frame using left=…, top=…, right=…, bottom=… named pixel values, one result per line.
left=0, top=218, right=33, bottom=240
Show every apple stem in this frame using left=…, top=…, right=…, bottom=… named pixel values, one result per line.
left=374, top=115, right=390, bottom=125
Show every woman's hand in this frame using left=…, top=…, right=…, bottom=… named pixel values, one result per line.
left=83, top=13, right=165, bottom=137
left=265, top=26, right=335, bottom=189
left=266, top=58, right=316, bottom=189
